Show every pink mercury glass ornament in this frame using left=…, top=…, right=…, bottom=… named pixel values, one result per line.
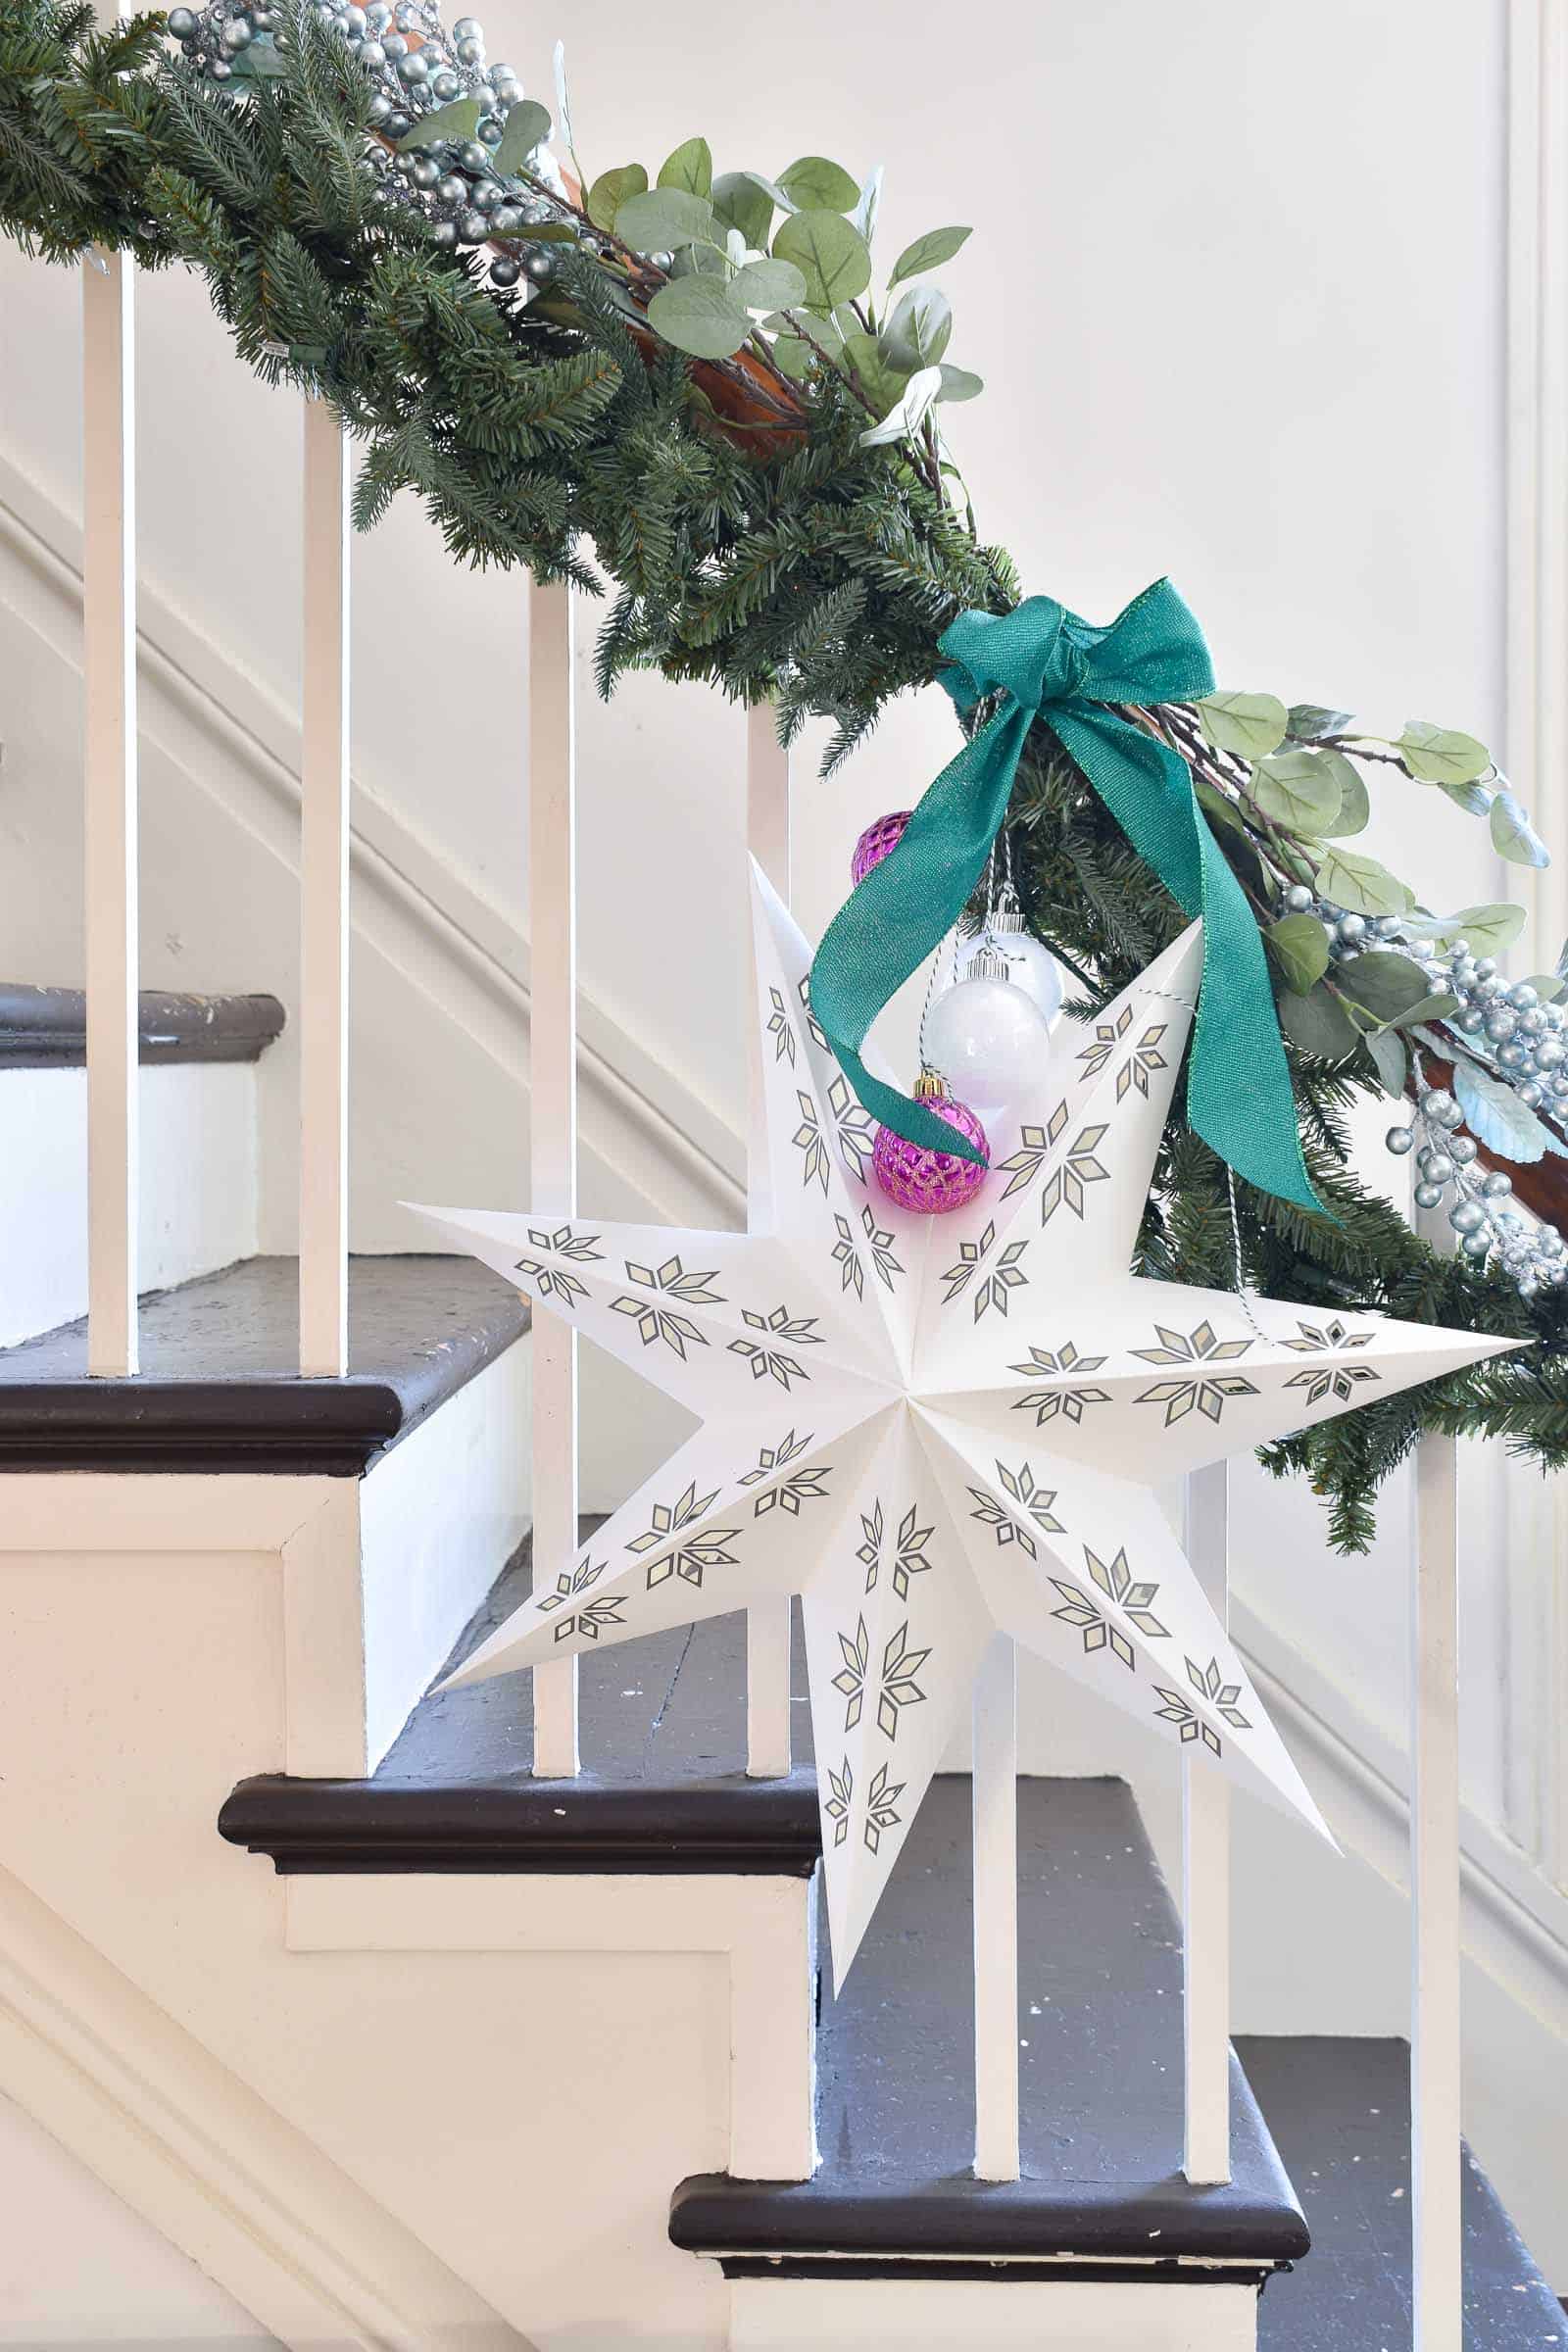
left=872, top=1071, right=990, bottom=1214
left=851, top=809, right=912, bottom=886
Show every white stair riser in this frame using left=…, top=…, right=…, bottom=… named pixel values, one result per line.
left=730, top=2276, right=1256, bottom=2351
left=0, top=1063, right=261, bottom=1348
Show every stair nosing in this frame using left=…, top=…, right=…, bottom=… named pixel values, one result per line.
left=0, top=984, right=286, bottom=1067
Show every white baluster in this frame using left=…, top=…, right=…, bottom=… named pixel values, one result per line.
left=299, top=397, right=350, bottom=1377
left=82, top=249, right=138, bottom=1378
left=1412, top=1427, right=1461, bottom=2349
left=529, top=579, right=580, bottom=1778
left=745, top=700, right=792, bottom=1780
left=1182, top=1460, right=1231, bottom=2183
left=971, top=1630, right=1020, bottom=2180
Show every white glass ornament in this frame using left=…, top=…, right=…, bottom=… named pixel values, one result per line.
left=966, top=931, right=1063, bottom=1027
left=924, top=953, right=1053, bottom=1111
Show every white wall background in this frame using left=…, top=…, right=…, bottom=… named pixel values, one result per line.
left=3, top=0, right=1567, bottom=2303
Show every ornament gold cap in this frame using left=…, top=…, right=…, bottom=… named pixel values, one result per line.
left=913, top=1067, right=951, bottom=1102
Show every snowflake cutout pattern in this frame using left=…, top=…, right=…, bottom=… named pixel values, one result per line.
left=766, top=986, right=797, bottom=1066
left=797, top=973, right=829, bottom=1053
left=1116, top=1020, right=1169, bottom=1102
left=825, top=1754, right=854, bottom=1848
left=876, top=1621, right=931, bottom=1740
left=728, top=1337, right=811, bottom=1390
left=514, top=1225, right=604, bottom=1309
left=1186, top=1653, right=1252, bottom=1730
left=826, top=1071, right=878, bottom=1184
left=969, top=1460, right=1064, bottom=1558
left=753, top=1462, right=832, bottom=1519
left=832, top=1615, right=870, bottom=1730
left=536, top=1560, right=622, bottom=1644
left=1134, top=1320, right=1258, bottom=1427
left=1050, top=1543, right=1169, bottom=1668
left=792, top=1090, right=832, bottom=1196
left=627, top=1483, right=741, bottom=1591
left=942, top=1220, right=1030, bottom=1322
left=1075, top=1003, right=1135, bottom=1081
left=1040, top=1123, right=1111, bottom=1225
left=1008, top=1340, right=1111, bottom=1429
left=996, top=1103, right=1070, bottom=1200
left=738, top=1430, right=813, bottom=1487
left=856, top=1499, right=885, bottom=1592
left=832, top=1213, right=865, bottom=1301
left=859, top=1205, right=903, bottom=1291
left=863, top=1762, right=906, bottom=1855
left=1281, top=1319, right=1382, bottom=1405
left=1153, top=1686, right=1223, bottom=1755
left=611, top=1255, right=724, bottom=1361
left=1282, top=1318, right=1376, bottom=1353
left=858, top=1500, right=935, bottom=1598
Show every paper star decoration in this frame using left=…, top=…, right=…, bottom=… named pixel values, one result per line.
left=410, top=866, right=1511, bottom=1982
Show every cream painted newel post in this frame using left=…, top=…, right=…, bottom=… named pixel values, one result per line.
left=529, top=580, right=580, bottom=1777
left=82, top=249, right=139, bottom=1377
left=299, top=398, right=351, bottom=1377
left=1411, top=1424, right=1461, bottom=2352
left=1182, top=1461, right=1231, bottom=2183
left=745, top=701, right=793, bottom=1779
left=972, top=1632, right=1020, bottom=2180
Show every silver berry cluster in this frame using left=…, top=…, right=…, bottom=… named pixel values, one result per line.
left=163, top=1, right=568, bottom=291
left=1278, top=880, right=1568, bottom=1297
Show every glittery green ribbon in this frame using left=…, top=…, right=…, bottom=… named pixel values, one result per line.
left=808, top=579, right=1323, bottom=1214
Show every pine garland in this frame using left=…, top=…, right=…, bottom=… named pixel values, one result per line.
left=3, top=0, right=1564, bottom=1544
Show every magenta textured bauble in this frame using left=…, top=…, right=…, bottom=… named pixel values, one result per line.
left=851, top=809, right=913, bottom=886
left=872, top=1095, right=990, bottom=1215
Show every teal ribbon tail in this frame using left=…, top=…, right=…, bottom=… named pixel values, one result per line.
left=808, top=579, right=1325, bottom=1213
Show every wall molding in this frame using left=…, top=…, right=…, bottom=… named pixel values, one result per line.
left=0, top=448, right=745, bottom=1232
left=0, top=1859, right=532, bottom=2352
left=1235, top=1595, right=1568, bottom=2035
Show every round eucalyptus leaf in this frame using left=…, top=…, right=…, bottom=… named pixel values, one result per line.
left=1286, top=704, right=1353, bottom=742
left=1365, top=1028, right=1408, bottom=1099
left=844, top=329, right=910, bottom=415
left=1277, top=983, right=1360, bottom=1062
left=888, top=224, right=971, bottom=287
left=881, top=282, right=953, bottom=370
left=491, top=97, right=552, bottom=175
left=1490, top=790, right=1550, bottom=868
left=772, top=209, right=871, bottom=308
left=777, top=154, right=860, bottom=212
left=728, top=256, right=808, bottom=312
left=657, top=136, right=712, bottom=199
left=712, top=171, right=772, bottom=250
left=1396, top=719, right=1491, bottom=786
left=615, top=186, right=714, bottom=253
left=1197, top=691, right=1288, bottom=760
left=1267, top=912, right=1331, bottom=995
left=1334, top=950, right=1432, bottom=1022
left=1309, top=846, right=1407, bottom=918
left=1250, top=749, right=1342, bottom=834
left=645, top=274, right=752, bottom=359
left=1315, top=749, right=1370, bottom=836
left=396, top=96, right=480, bottom=152
left=936, top=362, right=983, bottom=402
left=585, top=162, right=648, bottom=234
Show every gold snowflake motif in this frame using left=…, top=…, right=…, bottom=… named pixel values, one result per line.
left=1134, top=1320, right=1257, bottom=1427
left=858, top=1500, right=934, bottom=1598
left=1116, top=1020, right=1170, bottom=1102
left=826, top=1072, right=878, bottom=1184
left=797, top=973, right=830, bottom=1053
left=792, top=1090, right=832, bottom=1195
left=825, top=1755, right=854, bottom=1848
left=611, top=1255, right=724, bottom=1360
left=1281, top=1319, right=1381, bottom=1405
left=766, top=986, right=797, bottom=1067
left=536, top=1560, right=621, bottom=1643
left=738, top=1429, right=814, bottom=1487
left=996, top=1102, right=1071, bottom=1200
left=875, top=1621, right=932, bottom=1740
left=832, top=1213, right=866, bottom=1301
left=1039, top=1123, right=1111, bottom=1224
left=942, top=1220, right=1030, bottom=1323
left=968, top=1460, right=1065, bottom=1558
left=1008, top=1340, right=1112, bottom=1428
left=627, top=1482, right=741, bottom=1589
left=1050, top=1544, right=1169, bottom=1668
left=1075, top=1002, right=1135, bottom=1080
left=514, top=1224, right=604, bottom=1309
left=863, top=1762, right=906, bottom=1855
left=753, top=1462, right=832, bottom=1519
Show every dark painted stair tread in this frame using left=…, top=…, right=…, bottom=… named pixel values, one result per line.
left=1239, top=2036, right=1567, bottom=2348
left=0, top=983, right=285, bottom=1065
left=0, top=1254, right=528, bottom=1471
left=220, top=1541, right=819, bottom=1876
left=672, top=1775, right=1307, bottom=2271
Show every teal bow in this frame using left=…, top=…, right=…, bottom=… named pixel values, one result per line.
left=808, top=578, right=1323, bottom=1215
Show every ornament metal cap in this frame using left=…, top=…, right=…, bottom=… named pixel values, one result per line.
left=991, top=886, right=1027, bottom=936
left=912, top=1067, right=951, bottom=1102
left=967, top=943, right=1012, bottom=982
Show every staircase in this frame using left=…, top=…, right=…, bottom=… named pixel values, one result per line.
left=2, top=984, right=1566, bottom=2343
